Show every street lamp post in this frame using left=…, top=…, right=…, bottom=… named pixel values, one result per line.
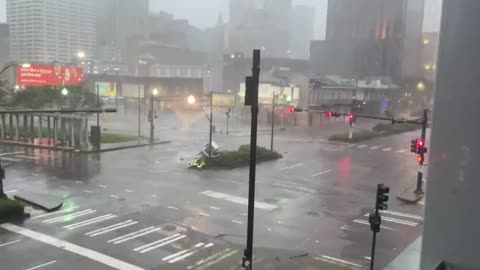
left=138, top=81, right=141, bottom=137
left=150, top=88, right=159, bottom=144
left=187, top=95, right=195, bottom=128
left=209, top=92, right=213, bottom=157
left=270, top=91, right=275, bottom=151
left=96, top=83, right=100, bottom=126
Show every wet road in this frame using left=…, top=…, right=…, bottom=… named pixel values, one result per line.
left=0, top=123, right=427, bottom=270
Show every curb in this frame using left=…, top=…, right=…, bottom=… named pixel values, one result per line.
left=79, top=140, right=172, bottom=153
left=0, top=140, right=75, bottom=152
left=397, top=187, right=424, bottom=203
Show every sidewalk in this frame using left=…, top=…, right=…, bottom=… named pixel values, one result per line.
left=384, top=236, right=421, bottom=270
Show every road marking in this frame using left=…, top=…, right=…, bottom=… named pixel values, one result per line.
left=83, top=190, right=93, bottom=193
left=346, top=144, right=356, bottom=147
left=133, top=233, right=181, bottom=252
left=379, top=210, right=423, bottom=221
left=32, top=206, right=80, bottom=219
left=109, top=227, right=160, bottom=245
left=200, top=190, right=278, bottom=211
left=163, top=243, right=205, bottom=262
left=209, top=206, right=220, bottom=210
left=0, top=151, right=24, bottom=156
left=232, top=220, right=243, bottom=224
left=64, top=214, right=116, bottom=230
left=187, top=249, right=231, bottom=269
left=110, top=194, right=119, bottom=198
left=370, top=146, right=381, bottom=149
left=87, top=220, right=138, bottom=237
left=43, top=209, right=96, bottom=224
left=193, top=249, right=238, bottom=270
left=25, top=260, right=57, bottom=270
left=124, top=189, right=134, bottom=193
left=98, top=185, right=107, bottom=188
left=139, top=235, right=186, bottom=254
left=5, top=190, right=17, bottom=194
left=396, top=149, right=407, bottom=153
left=383, top=147, right=392, bottom=151
left=151, top=195, right=157, bottom=198
left=60, top=186, right=69, bottom=189
left=357, top=145, right=368, bottom=149
left=198, top=212, right=210, bottom=217
left=75, top=181, right=83, bottom=184
left=0, top=239, right=21, bottom=247
left=167, top=206, right=179, bottom=210
left=204, top=243, right=214, bottom=248
left=280, top=163, right=303, bottom=171
left=363, top=214, right=418, bottom=226
left=316, top=255, right=363, bottom=268
left=364, top=256, right=371, bottom=261
left=312, top=169, right=334, bottom=177
left=353, top=219, right=394, bottom=230
left=1, top=223, right=145, bottom=270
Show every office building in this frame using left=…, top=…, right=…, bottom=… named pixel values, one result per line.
left=6, top=0, right=96, bottom=63
left=0, top=23, right=10, bottom=66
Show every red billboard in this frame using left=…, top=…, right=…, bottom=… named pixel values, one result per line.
left=17, top=65, right=84, bottom=87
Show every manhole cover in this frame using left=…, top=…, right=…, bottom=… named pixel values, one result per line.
left=162, top=225, right=177, bottom=231
left=264, top=198, right=278, bottom=203
left=306, top=211, right=320, bottom=217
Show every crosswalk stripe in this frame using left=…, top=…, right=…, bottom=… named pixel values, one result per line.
left=133, top=233, right=181, bottom=252
left=353, top=219, right=394, bottom=230
left=32, top=206, right=80, bottom=219
left=187, top=249, right=231, bottom=270
left=370, top=146, right=380, bottom=149
left=317, top=255, right=363, bottom=268
left=111, top=228, right=160, bottom=245
left=64, top=214, right=116, bottom=230
left=362, top=214, right=418, bottom=226
left=86, top=220, right=137, bottom=237
left=396, top=149, right=407, bottom=153
left=107, top=226, right=154, bottom=243
left=139, top=235, right=186, bottom=254
left=382, top=147, right=392, bottom=151
left=357, top=145, right=368, bottom=148
left=380, top=210, right=423, bottom=221
left=43, top=209, right=96, bottom=224
left=200, top=190, right=277, bottom=211
left=163, top=243, right=204, bottom=262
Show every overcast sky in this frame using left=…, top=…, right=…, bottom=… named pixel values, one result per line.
left=0, top=0, right=442, bottom=38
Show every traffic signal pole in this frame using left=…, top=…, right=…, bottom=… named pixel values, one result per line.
left=243, top=49, right=260, bottom=270
left=270, top=92, right=275, bottom=151
left=209, top=92, right=213, bottom=156
left=416, top=109, right=428, bottom=192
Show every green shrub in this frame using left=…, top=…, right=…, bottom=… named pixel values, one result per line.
left=372, top=123, right=420, bottom=133
left=0, top=198, right=24, bottom=220
left=203, top=145, right=282, bottom=169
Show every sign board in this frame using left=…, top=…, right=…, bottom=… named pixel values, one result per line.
left=122, top=83, right=144, bottom=98
left=212, top=93, right=235, bottom=107
left=17, top=65, right=83, bottom=87
left=95, top=82, right=117, bottom=97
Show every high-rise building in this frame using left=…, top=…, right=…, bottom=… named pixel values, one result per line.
left=6, top=0, right=96, bottom=63
left=0, top=23, right=10, bottom=66
left=291, top=5, right=315, bottom=59
left=228, top=0, right=295, bottom=58
left=95, top=0, right=149, bottom=62
left=310, top=0, right=424, bottom=80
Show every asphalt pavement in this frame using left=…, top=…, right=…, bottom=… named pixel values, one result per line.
left=0, top=118, right=427, bottom=270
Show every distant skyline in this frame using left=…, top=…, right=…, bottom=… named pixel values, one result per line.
left=0, top=0, right=442, bottom=38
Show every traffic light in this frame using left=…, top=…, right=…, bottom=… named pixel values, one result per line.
left=416, top=139, right=427, bottom=154
left=226, top=108, right=232, bottom=118
left=289, top=107, right=295, bottom=113
left=416, top=155, right=424, bottom=164
left=326, top=112, right=332, bottom=118
left=410, top=139, right=417, bottom=153
left=375, top=184, right=390, bottom=211
left=348, top=114, right=356, bottom=125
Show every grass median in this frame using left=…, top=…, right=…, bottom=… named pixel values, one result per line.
left=0, top=197, right=25, bottom=221
left=194, top=145, right=283, bottom=170
left=329, top=123, right=421, bottom=143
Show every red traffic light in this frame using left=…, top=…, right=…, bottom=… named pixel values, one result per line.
left=326, top=112, right=332, bottom=117
left=417, top=139, right=424, bottom=148
left=289, top=107, right=295, bottom=113
left=349, top=114, right=354, bottom=120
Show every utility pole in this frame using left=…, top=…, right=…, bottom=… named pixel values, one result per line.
left=242, top=49, right=260, bottom=270
left=138, top=79, right=141, bottom=137
left=415, top=109, right=428, bottom=192
left=209, top=92, right=213, bottom=156
left=149, top=92, right=154, bottom=144
left=270, top=91, right=275, bottom=151
left=96, top=83, right=100, bottom=126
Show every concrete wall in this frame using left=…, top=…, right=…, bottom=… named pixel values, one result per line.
left=420, top=1, right=480, bottom=269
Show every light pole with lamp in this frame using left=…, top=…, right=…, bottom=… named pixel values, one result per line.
left=150, top=88, right=159, bottom=144
left=187, top=95, right=195, bottom=128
